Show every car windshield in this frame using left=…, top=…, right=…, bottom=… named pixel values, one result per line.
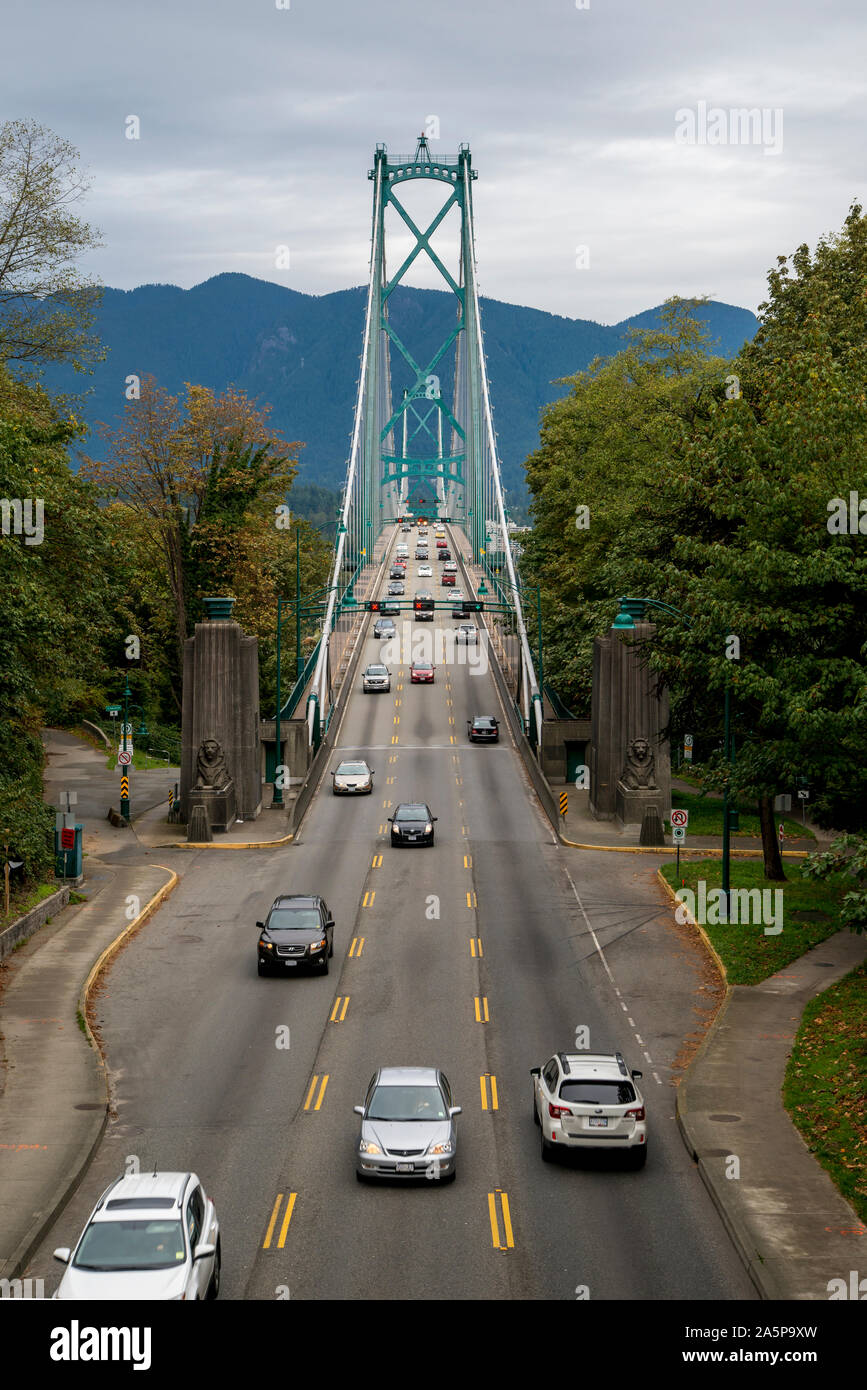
left=396, top=805, right=428, bottom=820
left=559, top=1080, right=636, bottom=1105
left=267, top=908, right=322, bottom=931
left=74, top=1218, right=186, bottom=1271
left=368, top=1085, right=447, bottom=1121
left=337, top=763, right=369, bottom=775
left=367, top=666, right=387, bottom=676
left=475, top=717, right=495, bottom=727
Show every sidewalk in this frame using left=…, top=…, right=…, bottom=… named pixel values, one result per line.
left=677, top=927, right=867, bottom=1299
left=558, top=786, right=820, bottom=857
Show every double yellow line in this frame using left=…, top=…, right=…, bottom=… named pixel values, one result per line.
left=487, top=1190, right=514, bottom=1250
left=263, top=1193, right=297, bottom=1249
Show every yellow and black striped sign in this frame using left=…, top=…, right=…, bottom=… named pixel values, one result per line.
left=120, top=775, right=130, bottom=798
left=168, top=787, right=174, bottom=808
left=559, top=792, right=568, bottom=817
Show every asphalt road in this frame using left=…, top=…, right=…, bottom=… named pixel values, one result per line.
left=28, top=527, right=756, bottom=1301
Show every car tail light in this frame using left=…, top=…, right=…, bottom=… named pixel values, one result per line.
left=548, top=1102, right=572, bottom=1119
left=625, top=1106, right=645, bottom=1121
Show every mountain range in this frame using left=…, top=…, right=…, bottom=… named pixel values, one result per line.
left=42, top=273, right=759, bottom=507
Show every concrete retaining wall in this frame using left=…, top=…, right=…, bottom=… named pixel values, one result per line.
left=0, top=886, right=71, bottom=961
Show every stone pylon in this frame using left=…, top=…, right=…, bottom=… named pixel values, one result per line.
left=589, top=620, right=671, bottom=825
left=180, top=597, right=262, bottom=824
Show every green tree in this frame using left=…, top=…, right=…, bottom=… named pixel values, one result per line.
left=0, top=119, right=104, bottom=371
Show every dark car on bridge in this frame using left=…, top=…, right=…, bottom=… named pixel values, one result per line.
left=256, top=894, right=334, bottom=976
left=468, top=715, right=499, bottom=743
left=387, top=581, right=405, bottom=596
left=388, top=803, right=437, bottom=847
left=373, top=617, right=396, bottom=638
left=390, top=566, right=404, bottom=580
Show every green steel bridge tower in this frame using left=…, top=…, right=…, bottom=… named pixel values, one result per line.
left=307, top=136, right=542, bottom=749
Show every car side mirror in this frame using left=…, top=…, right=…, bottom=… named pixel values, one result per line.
left=53, top=1247, right=71, bottom=1264
left=631, top=1070, right=643, bottom=1080
left=432, top=816, right=438, bottom=822
left=387, top=816, right=394, bottom=822
left=326, top=919, right=335, bottom=929
left=255, top=921, right=265, bottom=930
left=353, top=1105, right=365, bottom=1116
left=193, top=1242, right=216, bottom=1262
left=530, top=1066, right=541, bottom=1077
left=448, top=1106, right=462, bottom=1117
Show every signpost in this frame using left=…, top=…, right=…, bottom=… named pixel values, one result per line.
left=559, top=792, right=568, bottom=819
left=671, top=809, right=688, bottom=876
left=683, top=733, right=693, bottom=764
left=117, top=750, right=132, bottom=766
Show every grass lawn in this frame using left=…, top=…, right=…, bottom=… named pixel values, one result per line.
left=666, top=789, right=812, bottom=840
left=0, top=880, right=61, bottom=931
left=660, top=857, right=845, bottom=985
left=783, top=962, right=867, bottom=1225
left=102, top=748, right=178, bottom=773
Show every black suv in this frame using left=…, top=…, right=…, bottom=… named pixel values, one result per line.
left=257, top=895, right=335, bottom=976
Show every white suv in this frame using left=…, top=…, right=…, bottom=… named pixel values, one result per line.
left=53, top=1171, right=221, bottom=1299
left=531, top=1052, right=647, bottom=1167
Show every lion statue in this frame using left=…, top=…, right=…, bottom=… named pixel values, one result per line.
left=194, top=737, right=232, bottom=790
left=620, top=736, right=657, bottom=790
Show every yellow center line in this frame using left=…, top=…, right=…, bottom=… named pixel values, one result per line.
left=349, top=936, right=365, bottom=957
left=474, top=996, right=489, bottom=1023
left=339, top=995, right=350, bottom=1022
left=263, top=1194, right=283, bottom=1249
left=499, top=1190, right=514, bottom=1247
left=372, top=854, right=382, bottom=868
left=363, top=890, right=375, bottom=907
left=303, top=1076, right=319, bottom=1111
left=277, top=1193, right=297, bottom=1248
left=464, top=854, right=472, bottom=867
left=314, top=1074, right=329, bottom=1110
left=487, top=1192, right=500, bottom=1249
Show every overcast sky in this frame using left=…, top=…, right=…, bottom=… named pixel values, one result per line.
left=4, top=0, right=865, bottom=322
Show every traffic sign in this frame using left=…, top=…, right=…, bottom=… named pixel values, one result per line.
left=120, top=775, right=130, bottom=799
left=683, top=734, right=694, bottom=747
left=118, top=750, right=132, bottom=766
left=119, top=722, right=133, bottom=736
left=797, top=789, right=809, bottom=800
left=559, top=792, right=568, bottom=817
left=670, top=808, right=689, bottom=828
left=672, top=825, right=686, bottom=843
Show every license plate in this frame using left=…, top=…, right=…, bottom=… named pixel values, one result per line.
left=285, top=961, right=297, bottom=968
left=588, top=1117, right=608, bottom=1127
left=396, top=1163, right=414, bottom=1173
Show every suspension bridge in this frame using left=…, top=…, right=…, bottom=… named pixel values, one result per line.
left=293, top=135, right=542, bottom=753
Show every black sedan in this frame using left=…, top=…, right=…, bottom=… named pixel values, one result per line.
left=389, top=803, right=437, bottom=847
left=468, top=715, right=499, bottom=743
left=390, top=566, right=405, bottom=580
left=387, top=580, right=405, bottom=596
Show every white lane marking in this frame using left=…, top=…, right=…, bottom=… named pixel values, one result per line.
left=627, top=1016, right=635, bottom=1027
left=653, top=1072, right=662, bottom=1086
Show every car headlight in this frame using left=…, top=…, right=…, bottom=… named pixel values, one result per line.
left=428, top=1140, right=453, bottom=1155
left=310, top=938, right=327, bottom=952
left=359, top=1140, right=381, bottom=1155
left=424, top=823, right=432, bottom=834
left=259, top=940, right=272, bottom=950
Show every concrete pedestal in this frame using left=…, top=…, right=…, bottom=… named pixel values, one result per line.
left=187, top=783, right=236, bottom=834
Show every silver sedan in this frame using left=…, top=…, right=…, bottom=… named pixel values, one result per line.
left=331, top=760, right=374, bottom=795
left=355, top=1067, right=461, bottom=1181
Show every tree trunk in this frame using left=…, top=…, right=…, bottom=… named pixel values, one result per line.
left=759, top=793, right=786, bottom=880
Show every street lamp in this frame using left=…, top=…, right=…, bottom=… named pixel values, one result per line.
left=612, top=596, right=736, bottom=906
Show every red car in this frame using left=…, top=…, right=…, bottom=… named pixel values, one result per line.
left=410, top=661, right=435, bottom=683
left=441, top=572, right=456, bottom=586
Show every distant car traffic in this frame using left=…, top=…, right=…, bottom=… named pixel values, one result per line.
left=531, top=1052, right=648, bottom=1167
left=468, top=715, right=499, bottom=742
left=331, top=759, right=375, bottom=794
left=355, top=1067, right=461, bottom=1182
left=363, top=663, right=391, bottom=693
left=373, top=617, right=396, bottom=638
left=437, top=548, right=451, bottom=561
left=257, top=893, right=335, bottom=975
left=441, top=572, right=456, bottom=586
left=389, top=802, right=437, bottom=846
left=387, top=581, right=405, bottom=596
left=53, top=1171, right=220, bottom=1300
left=390, top=567, right=404, bottom=580
left=410, top=660, right=435, bottom=683
left=455, top=624, right=477, bottom=643
left=417, top=564, right=432, bottom=577
left=415, top=548, right=429, bottom=560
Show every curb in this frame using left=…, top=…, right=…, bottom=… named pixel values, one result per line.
left=559, top=837, right=809, bottom=858
left=78, top=867, right=179, bottom=1058
left=3, top=867, right=178, bottom=1281
left=152, top=833, right=294, bottom=851
left=654, top=867, right=768, bottom=1297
